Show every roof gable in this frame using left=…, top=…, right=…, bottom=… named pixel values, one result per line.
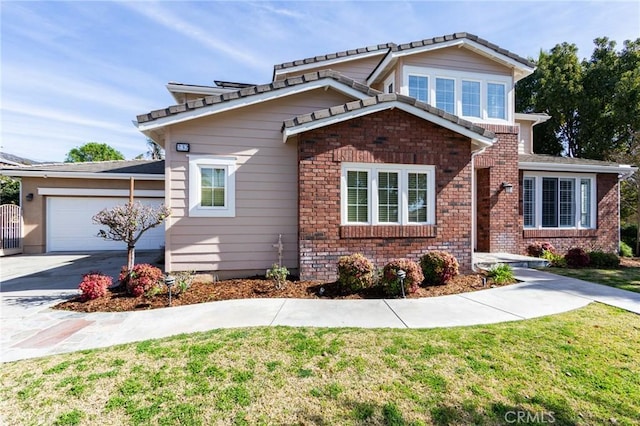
left=282, top=93, right=496, bottom=151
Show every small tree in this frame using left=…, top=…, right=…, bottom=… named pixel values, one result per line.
left=93, top=202, right=170, bottom=274
left=66, top=142, right=125, bottom=162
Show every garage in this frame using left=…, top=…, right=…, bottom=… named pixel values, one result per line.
left=46, top=196, right=165, bottom=252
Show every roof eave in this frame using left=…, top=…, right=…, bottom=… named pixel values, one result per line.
left=520, top=161, right=637, bottom=176
left=282, top=100, right=496, bottom=151
left=273, top=49, right=389, bottom=80
left=0, top=170, right=164, bottom=180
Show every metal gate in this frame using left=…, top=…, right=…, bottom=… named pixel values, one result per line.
left=0, top=204, right=22, bottom=256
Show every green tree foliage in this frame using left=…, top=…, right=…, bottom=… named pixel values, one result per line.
left=65, top=142, right=125, bottom=162
left=0, top=176, right=20, bottom=205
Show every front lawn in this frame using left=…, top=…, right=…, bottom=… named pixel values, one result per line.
left=545, top=259, right=640, bottom=293
left=1, top=303, right=638, bottom=425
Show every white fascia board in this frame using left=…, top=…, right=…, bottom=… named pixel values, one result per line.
left=520, top=162, right=637, bottom=176
left=0, top=170, right=164, bottom=180
left=137, top=79, right=371, bottom=132
left=38, top=188, right=165, bottom=197
left=514, top=113, right=551, bottom=123
left=283, top=101, right=496, bottom=149
left=273, top=50, right=387, bottom=77
left=166, top=83, right=233, bottom=96
left=367, top=53, right=397, bottom=85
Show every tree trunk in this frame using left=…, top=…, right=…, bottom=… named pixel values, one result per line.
left=128, top=245, right=135, bottom=272
left=636, top=178, right=640, bottom=256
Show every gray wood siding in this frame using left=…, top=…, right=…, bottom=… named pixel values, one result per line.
left=166, top=89, right=353, bottom=274
left=404, top=46, right=511, bottom=75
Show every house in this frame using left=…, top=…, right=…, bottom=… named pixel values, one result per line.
left=10, top=33, right=632, bottom=279
left=0, top=160, right=165, bottom=254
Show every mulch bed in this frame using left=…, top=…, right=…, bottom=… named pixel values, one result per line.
left=54, top=273, right=502, bottom=313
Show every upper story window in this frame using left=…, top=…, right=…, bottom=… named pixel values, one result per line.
left=342, top=163, right=435, bottom=226
left=523, top=173, right=595, bottom=230
left=402, top=65, right=512, bottom=123
left=408, top=75, right=428, bottom=102
left=188, top=155, right=236, bottom=217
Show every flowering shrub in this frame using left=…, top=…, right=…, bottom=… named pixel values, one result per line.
left=337, top=253, right=375, bottom=294
left=527, top=241, right=557, bottom=257
left=78, top=272, right=112, bottom=301
left=565, top=248, right=591, bottom=268
left=420, top=251, right=459, bottom=285
left=120, top=264, right=164, bottom=297
left=380, top=258, right=424, bottom=297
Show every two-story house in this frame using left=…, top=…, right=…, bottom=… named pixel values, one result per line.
left=136, top=32, right=633, bottom=280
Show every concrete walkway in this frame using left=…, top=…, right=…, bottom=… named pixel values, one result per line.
left=2, top=252, right=639, bottom=363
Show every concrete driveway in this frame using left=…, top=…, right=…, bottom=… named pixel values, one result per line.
left=1, top=251, right=639, bottom=363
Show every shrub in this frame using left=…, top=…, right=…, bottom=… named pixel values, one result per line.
left=565, top=248, right=591, bottom=268
left=337, top=253, right=375, bottom=294
left=420, top=251, right=459, bottom=285
left=588, top=251, right=620, bottom=269
left=486, top=264, right=515, bottom=285
left=620, top=224, right=637, bottom=255
left=380, top=258, right=424, bottom=297
left=173, top=270, right=195, bottom=295
left=526, top=241, right=557, bottom=258
left=542, top=250, right=566, bottom=267
left=78, top=272, right=112, bottom=301
left=620, top=241, right=633, bottom=258
left=120, top=264, right=164, bottom=297
left=266, top=264, right=289, bottom=290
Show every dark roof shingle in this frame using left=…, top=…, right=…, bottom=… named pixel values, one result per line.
left=1, top=160, right=164, bottom=175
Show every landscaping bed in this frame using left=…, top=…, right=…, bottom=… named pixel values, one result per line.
left=54, top=273, right=493, bottom=313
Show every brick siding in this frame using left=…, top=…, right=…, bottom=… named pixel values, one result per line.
left=298, top=108, right=474, bottom=281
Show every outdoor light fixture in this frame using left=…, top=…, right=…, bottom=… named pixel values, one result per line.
left=164, top=274, right=175, bottom=306
left=397, top=269, right=407, bottom=299
left=176, top=142, right=190, bottom=152
left=25, top=193, right=34, bottom=201
left=501, top=182, right=514, bottom=194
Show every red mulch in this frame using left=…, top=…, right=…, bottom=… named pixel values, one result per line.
left=53, top=273, right=505, bottom=313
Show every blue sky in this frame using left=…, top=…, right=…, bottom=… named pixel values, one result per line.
left=1, top=1, right=639, bottom=163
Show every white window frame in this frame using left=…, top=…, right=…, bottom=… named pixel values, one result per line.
left=401, top=65, right=513, bottom=123
left=188, top=155, right=236, bottom=217
left=341, top=162, right=436, bottom=226
left=384, top=72, right=396, bottom=94
left=461, top=79, right=482, bottom=118
left=434, top=76, right=456, bottom=114
left=487, top=81, right=507, bottom=119
left=523, top=172, right=596, bottom=230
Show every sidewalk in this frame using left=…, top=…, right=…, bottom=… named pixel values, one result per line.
left=2, top=256, right=640, bottom=363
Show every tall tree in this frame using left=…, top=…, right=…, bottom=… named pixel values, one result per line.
left=146, top=139, right=164, bottom=160
left=65, top=142, right=125, bottom=162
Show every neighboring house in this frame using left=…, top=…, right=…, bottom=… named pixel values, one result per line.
left=0, top=152, right=39, bottom=167
left=110, top=33, right=640, bottom=279
left=0, top=160, right=165, bottom=254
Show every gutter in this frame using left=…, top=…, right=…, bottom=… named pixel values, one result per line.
left=0, top=170, right=164, bottom=180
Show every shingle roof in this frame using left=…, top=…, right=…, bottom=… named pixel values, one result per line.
left=0, top=152, right=39, bottom=166
left=282, top=93, right=496, bottom=141
left=274, top=32, right=534, bottom=72
left=137, top=70, right=381, bottom=124
left=1, top=160, right=164, bottom=175
left=519, top=154, right=621, bottom=167
left=274, top=43, right=396, bottom=71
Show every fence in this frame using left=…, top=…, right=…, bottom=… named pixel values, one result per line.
left=0, top=204, right=22, bottom=256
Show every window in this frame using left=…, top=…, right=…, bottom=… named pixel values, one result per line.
left=408, top=75, right=428, bottom=102
left=384, top=72, right=396, bottom=95
left=402, top=66, right=512, bottom=121
left=436, top=78, right=455, bottom=114
left=346, top=170, right=369, bottom=223
left=188, top=155, right=236, bottom=217
left=461, top=80, right=481, bottom=117
left=523, top=177, right=535, bottom=227
left=523, top=174, right=595, bottom=229
left=342, top=163, right=435, bottom=225
left=487, top=82, right=506, bottom=119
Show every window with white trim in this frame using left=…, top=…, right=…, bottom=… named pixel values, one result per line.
left=408, top=75, right=428, bottom=102
left=188, top=155, right=236, bottom=217
left=342, top=163, right=435, bottom=225
left=402, top=65, right=512, bottom=122
left=523, top=174, right=595, bottom=229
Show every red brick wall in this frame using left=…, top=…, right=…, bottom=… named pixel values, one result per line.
left=298, top=108, right=474, bottom=281
left=520, top=173, right=619, bottom=254
left=475, top=125, right=521, bottom=253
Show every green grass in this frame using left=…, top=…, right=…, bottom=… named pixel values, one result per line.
left=1, top=303, right=639, bottom=425
left=546, top=264, right=640, bottom=293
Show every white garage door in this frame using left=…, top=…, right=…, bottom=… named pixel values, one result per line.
left=47, top=197, right=165, bottom=252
